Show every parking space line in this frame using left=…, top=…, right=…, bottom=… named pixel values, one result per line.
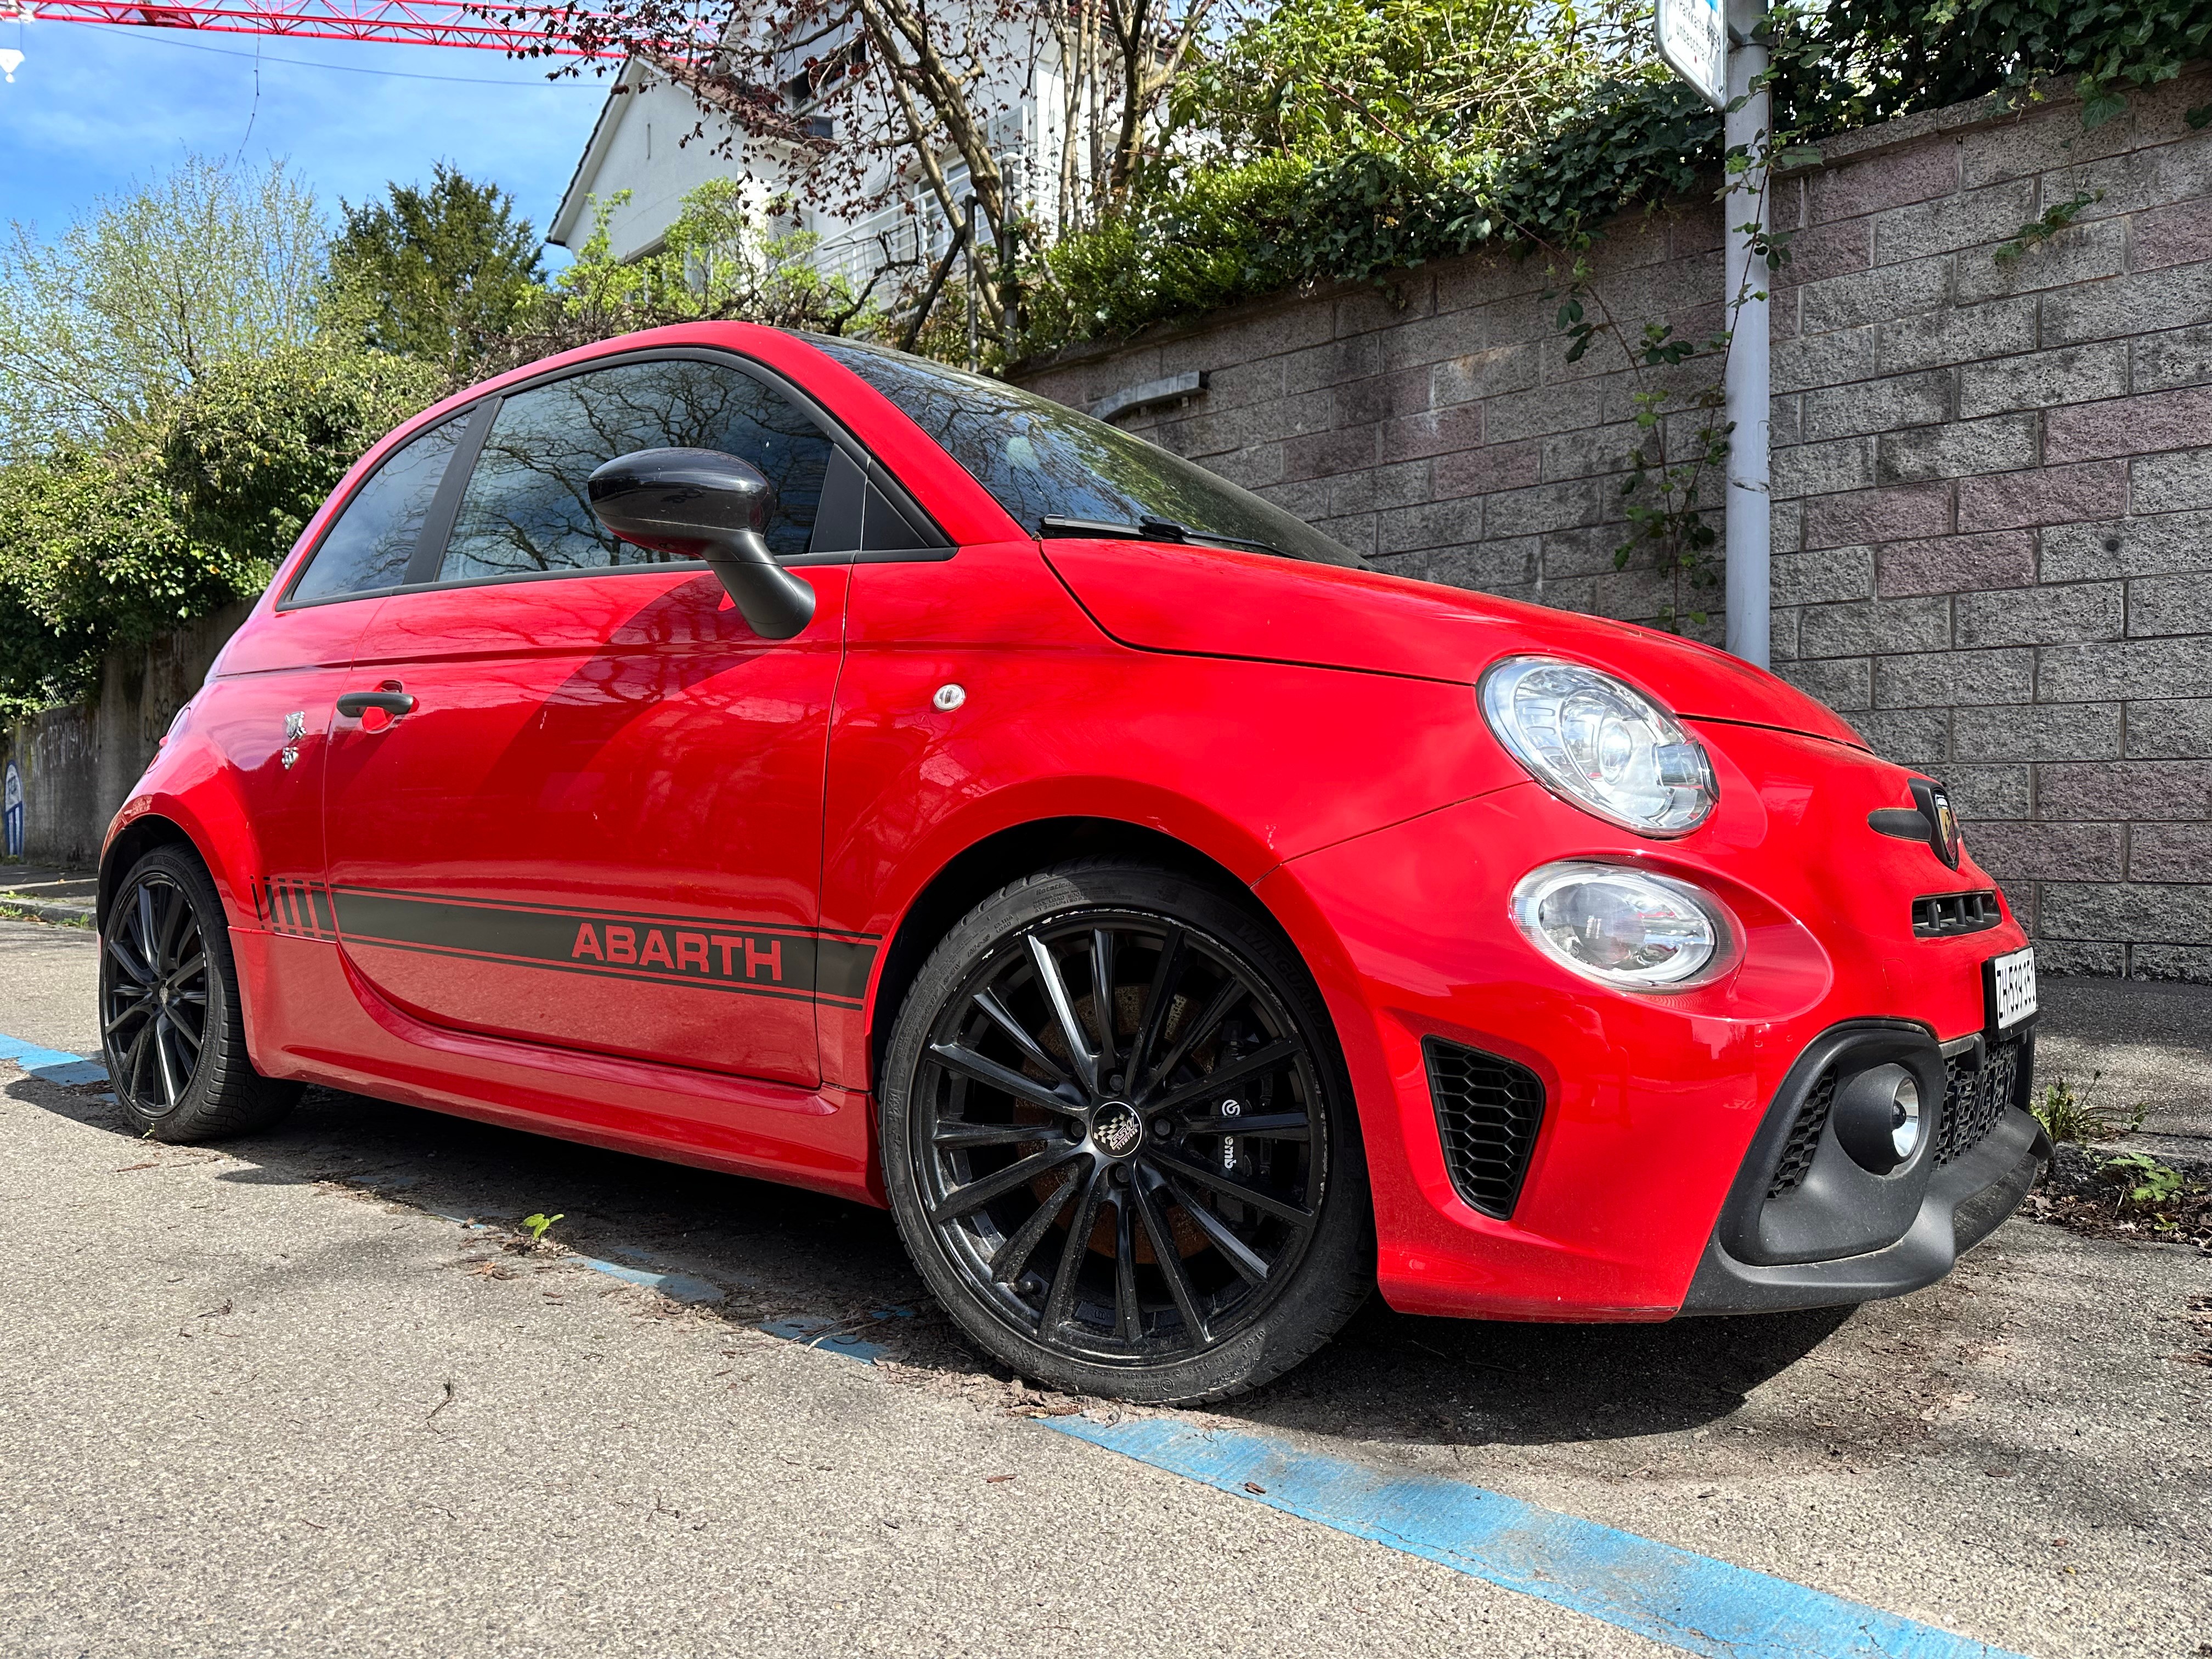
left=1046, top=1414, right=2028, bottom=1659
left=0, top=1026, right=2026, bottom=1658
left=731, top=1306, right=2023, bottom=1657
left=571, top=1255, right=727, bottom=1306
left=0, top=1034, right=109, bottom=1087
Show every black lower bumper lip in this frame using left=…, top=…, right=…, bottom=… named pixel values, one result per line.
left=1677, top=1108, right=2052, bottom=1316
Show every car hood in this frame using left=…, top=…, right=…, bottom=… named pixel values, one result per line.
left=1041, top=538, right=1868, bottom=751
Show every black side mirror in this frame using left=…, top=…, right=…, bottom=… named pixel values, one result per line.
left=586, top=447, right=816, bottom=640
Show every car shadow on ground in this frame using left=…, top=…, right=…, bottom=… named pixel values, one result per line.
left=13, top=1073, right=1847, bottom=1449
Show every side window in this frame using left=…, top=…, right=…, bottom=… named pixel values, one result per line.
left=289, top=416, right=462, bottom=603
left=438, top=359, right=834, bottom=582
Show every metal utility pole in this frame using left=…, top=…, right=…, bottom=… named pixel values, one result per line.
left=1721, top=0, right=1771, bottom=667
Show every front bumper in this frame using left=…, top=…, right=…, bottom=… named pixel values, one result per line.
left=1681, top=1109, right=2048, bottom=1313
left=1257, top=721, right=2044, bottom=1324
left=1679, top=1020, right=2049, bottom=1314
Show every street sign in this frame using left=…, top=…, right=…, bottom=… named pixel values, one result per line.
left=1656, top=0, right=1726, bottom=110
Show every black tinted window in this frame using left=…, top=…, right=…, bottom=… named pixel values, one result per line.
left=811, top=337, right=1361, bottom=566
left=291, top=416, right=460, bottom=602
left=439, top=358, right=833, bottom=582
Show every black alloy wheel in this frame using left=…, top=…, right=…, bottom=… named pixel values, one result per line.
left=100, top=845, right=300, bottom=1141
left=103, top=867, right=208, bottom=1116
left=882, top=862, right=1370, bottom=1403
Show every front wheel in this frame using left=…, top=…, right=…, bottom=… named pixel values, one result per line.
left=880, top=861, right=1372, bottom=1403
left=100, top=845, right=301, bottom=1142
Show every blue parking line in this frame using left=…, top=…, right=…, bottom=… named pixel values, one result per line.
left=572, top=1254, right=727, bottom=1306
left=757, top=1314, right=893, bottom=1361
left=749, top=1313, right=2021, bottom=1656
left=0, top=1034, right=110, bottom=1087
left=1046, top=1415, right=2028, bottom=1659
left=0, top=1024, right=2024, bottom=1656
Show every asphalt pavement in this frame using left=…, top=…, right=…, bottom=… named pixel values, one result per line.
left=2, top=913, right=2207, bottom=1658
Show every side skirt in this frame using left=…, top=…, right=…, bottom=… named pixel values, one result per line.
left=230, top=928, right=884, bottom=1206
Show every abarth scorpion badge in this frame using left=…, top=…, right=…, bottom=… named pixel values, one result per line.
left=281, top=711, right=305, bottom=771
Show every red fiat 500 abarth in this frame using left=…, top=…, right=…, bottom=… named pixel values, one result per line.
left=99, top=324, right=2047, bottom=1402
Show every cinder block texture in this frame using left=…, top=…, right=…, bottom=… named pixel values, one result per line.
left=1019, top=71, right=2212, bottom=978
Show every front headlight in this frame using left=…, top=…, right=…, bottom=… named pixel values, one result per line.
left=1511, top=862, right=1731, bottom=990
left=1480, top=656, right=1717, bottom=836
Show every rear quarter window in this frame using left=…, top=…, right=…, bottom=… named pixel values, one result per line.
left=288, top=416, right=462, bottom=603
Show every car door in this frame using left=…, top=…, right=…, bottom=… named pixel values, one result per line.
left=196, top=411, right=470, bottom=937
left=320, top=351, right=854, bottom=1087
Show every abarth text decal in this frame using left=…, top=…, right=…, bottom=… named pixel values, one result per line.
left=262, top=883, right=877, bottom=1007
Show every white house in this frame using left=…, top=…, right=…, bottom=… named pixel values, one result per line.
left=548, top=26, right=1103, bottom=295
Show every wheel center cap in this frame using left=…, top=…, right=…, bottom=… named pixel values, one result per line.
left=1091, top=1100, right=1143, bottom=1159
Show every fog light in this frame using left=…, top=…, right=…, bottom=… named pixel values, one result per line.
left=1889, top=1077, right=1921, bottom=1159
left=1832, top=1064, right=1923, bottom=1174
left=1510, top=861, right=1730, bottom=991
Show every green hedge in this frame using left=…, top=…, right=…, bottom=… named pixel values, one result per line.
left=1022, top=0, right=2212, bottom=359
left=0, top=346, right=443, bottom=715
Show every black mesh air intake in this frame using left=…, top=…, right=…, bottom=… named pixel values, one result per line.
left=1422, top=1038, right=1544, bottom=1219
left=1768, top=1069, right=1838, bottom=1197
left=1937, top=1032, right=2025, bottom=1165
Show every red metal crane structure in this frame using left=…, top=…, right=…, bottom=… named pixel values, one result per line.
left=0, top=0, right=703, bottom=58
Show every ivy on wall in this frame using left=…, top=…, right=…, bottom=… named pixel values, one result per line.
left=1019, top=1, right=2212, bottom=360
left=1023, top=75, right=1719, bottom=354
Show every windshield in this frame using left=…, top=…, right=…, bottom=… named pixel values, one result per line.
left=807, top=336, right=1364, bottom=567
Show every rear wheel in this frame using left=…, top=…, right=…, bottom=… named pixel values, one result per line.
left=100, top=845, right=301, bottom=1142
left=881, top=861, right=1370, bottom=1403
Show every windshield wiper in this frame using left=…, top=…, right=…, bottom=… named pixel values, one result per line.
left=1036, top=514, right=1288, bottom=560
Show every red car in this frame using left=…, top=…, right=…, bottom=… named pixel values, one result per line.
left=98, top=324, right=2049, bottom=1402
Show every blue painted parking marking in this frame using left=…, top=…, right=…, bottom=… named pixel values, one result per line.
left=0, top=1026, right=2022, bottom=1656
left=573, top=1254, right=727, bottom=1306
left=742, top=1308, right=2022, bottom=1655
left=756, top=1309, right=913, bottom=1361
left=0, top=1033, right=109, bottom=1087
left=758, top=1314, right=892, bottom=1361
left=1047, top=1415, right=2028, bottom=1659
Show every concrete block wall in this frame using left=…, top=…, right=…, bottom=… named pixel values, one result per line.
left=0, top=601, right=251, bottom=868
left=1016, top=71, right=2212, bottom=980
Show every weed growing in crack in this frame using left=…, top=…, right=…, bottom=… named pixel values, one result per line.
left=2033, top=1072, right=2143, bottom=1144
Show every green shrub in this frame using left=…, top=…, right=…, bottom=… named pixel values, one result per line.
left=1025, top=75, right=1711, bottom=354
left=1019, top=0, right=2212, bottom=359
left=159, top=345, right=447, bottom=572
left=0, top=345, right=444, bottom=715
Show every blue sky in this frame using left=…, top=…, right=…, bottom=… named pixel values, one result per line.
left=0, top=15, right=613, bottom=262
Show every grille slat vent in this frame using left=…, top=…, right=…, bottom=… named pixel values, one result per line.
left=1912, top=890, right=2002, bottom=938
left=1768, top=1071, right=1838, bottom=1197
left=1937, top=1034, right=2023, bottom=1166
left=1423, top=1039, right=1544, bottom=1220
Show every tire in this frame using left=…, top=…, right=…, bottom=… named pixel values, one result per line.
left=99, top=844, right=302, bottom=1143
left=881, top=860, right=1372, bottom=1403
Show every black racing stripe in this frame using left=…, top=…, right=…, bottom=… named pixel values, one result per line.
left=331, top=889, right=822, bottom=996
left=816, top=936, right=879, bottom=1003
left=328, top=883, right=823, bottom=940
left=340, top=936, right=824, bottom=1005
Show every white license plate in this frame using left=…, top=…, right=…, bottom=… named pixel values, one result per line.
left=1986, top=946, right=2038, bottom=1031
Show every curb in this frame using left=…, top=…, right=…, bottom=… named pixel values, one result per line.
left=0, top=898, right=95, bottom=929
